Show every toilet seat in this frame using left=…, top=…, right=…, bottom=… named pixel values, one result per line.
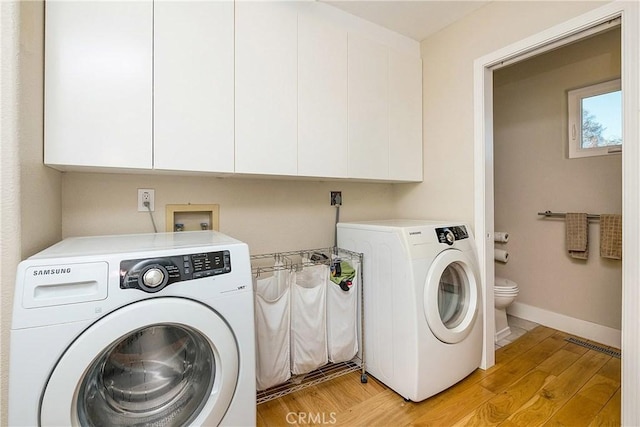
left=493, top=286, right=520, bottom=294
left=494, top=276, right=519, bottom=294
left=494, top=284, right=518, bottom=290
left=495, top=290, right=518, bottom=295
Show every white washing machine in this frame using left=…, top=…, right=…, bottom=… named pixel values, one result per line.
left=9, top=231, right=256, bottom=426
left=337, top=220, right=482, bottom=402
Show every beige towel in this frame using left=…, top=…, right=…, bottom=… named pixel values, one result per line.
left=566, top=213, right=588, bottom=260
left=600, top=214, right=622, bottom=260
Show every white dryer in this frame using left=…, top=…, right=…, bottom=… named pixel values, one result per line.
left=9, top=231, right=255, bottom=426
left=337, top=220, right=482, bottom=402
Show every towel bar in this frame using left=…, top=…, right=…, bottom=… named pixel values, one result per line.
left=538, top=211, right=601, bottom=219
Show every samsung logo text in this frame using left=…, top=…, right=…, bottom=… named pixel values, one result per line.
left=33, top=268, right=72, bottom=276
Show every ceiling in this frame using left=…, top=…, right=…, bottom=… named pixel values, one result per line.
left=322, top=0, right=490, bottom=42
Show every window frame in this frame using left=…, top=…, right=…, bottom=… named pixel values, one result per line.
left=567, top=78, right=622, bottom=159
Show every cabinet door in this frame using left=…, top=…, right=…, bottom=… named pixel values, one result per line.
left=235, top=1, right=298, bottom=175
left=389, top=49, right=423, bottom=181
left=348, top=34, right=389, bottom=180
left=297, top=9, right=348, bottom=178
left=154, top=1, right=234, bottom=173
left=44, top=1, right=152, bottom=169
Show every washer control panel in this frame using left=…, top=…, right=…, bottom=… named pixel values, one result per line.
left=120, top=250, right=231, bottom=293
left=435, top=226, right=469, bottom=245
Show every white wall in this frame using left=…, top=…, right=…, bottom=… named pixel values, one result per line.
left=494, top=29, right=622, bottom=330
left=0, top=2, right=62, bottom=424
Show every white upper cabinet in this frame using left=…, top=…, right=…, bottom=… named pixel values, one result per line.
left=348, top=34, right=390, bottom=180
left=389, top=49, right=423, bottom=181
left=297, top=8, right=348, bottom=179
left=347, top=35, right=423, bottom=182
left=45, top=1, right=153, bottom=170
left=44, top=1, right=421, bottom=181
left=235, top=1, right=298, bottom=176
left=153, top=1, right=234, bottom=173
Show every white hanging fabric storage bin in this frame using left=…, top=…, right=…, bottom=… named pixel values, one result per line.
left=327, top=259, right=359, bottom=363
left=251, top=247, right=366, bottom=404
left=253, top=263, right=292, bottom=390
left=290, top=263, right=328, bottom=375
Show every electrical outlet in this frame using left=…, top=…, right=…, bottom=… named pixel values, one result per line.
left=330, top=191, right=342, bottom=206
left=137, top=189, right=155, bottom=212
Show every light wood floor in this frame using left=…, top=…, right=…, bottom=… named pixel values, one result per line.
left=257, top=326, right=621, bottom=426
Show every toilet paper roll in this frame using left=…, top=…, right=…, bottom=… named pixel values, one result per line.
left=494, top=232, right=509, bottom=243
left=495, top=249, right=509, bottom=263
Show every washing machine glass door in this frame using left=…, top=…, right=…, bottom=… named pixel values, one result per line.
left=423, top=249, right=479, bottom=344
left=40, top=298, right=239, bottom=427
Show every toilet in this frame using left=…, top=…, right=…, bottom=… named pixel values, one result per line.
left=494, top=276, right=519, bottom=342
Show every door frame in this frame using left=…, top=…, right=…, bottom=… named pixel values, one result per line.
left=473, top=1, right=639, bottom=424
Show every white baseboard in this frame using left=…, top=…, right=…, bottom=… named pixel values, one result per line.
left=507, top=301, right=621, bottom=349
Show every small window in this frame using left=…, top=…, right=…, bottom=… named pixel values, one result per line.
left=568, top=79, right=621, bottom=158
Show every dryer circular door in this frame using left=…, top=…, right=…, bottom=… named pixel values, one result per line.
left=40, top=298, right=238, bottom=427
left=423, top=249, right=479, bottom=344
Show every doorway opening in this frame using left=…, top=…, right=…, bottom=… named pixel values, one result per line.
left=493, top=26, right=622, bottom=346
left=473, top=2, right=639, bottom=424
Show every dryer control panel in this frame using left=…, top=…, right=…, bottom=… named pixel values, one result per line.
left=435, top=226, right=469, bottom=245
left=120, top=250, right=231, bottom=293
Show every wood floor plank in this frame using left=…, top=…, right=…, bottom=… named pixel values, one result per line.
left=408, top=383, right=496, bottom=426
left=479, top=356, right=537, bottom=394
left=454, top=369, right=556, bottom=427
left=519, top=332, right=574, bottom=365
left=333, top=388, right=420, bottom=426
left=481, top=332, right=567, bottom=394
left=536, top=348, right=582, bottom=376
left=577, top=374, right=620, bottom=406
left=312, top=372, right=387, bottom=412
left=284, top=384, right=344, bottom=416
left=504, top=350, right=610, bottom=426
left=289, top=386, right=336, bottom=413
left=542, top=393, right=606, bottom=426
left=495, top=326, right=556, bottom=365
left=597, top=356, right=621, bottom=383
left=256, top=411, right=269, bottom=427
left=435, top=364, right=503, bottom=397
left=589, top=388, right=621, bottom=427
left=257, top=372, right=387, bottom=426
left=457, top=364, right=501, bottom=386
left=257, top=396, right=298, bottom=427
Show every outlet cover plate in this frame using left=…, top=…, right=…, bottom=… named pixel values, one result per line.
left=330, top=191, right=342, bottom=206
left=137, top=189, right=155, bottom=212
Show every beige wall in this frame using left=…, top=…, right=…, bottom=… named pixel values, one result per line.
left=1, top=1, right=62, bottom=424
left=62, top=173, right=394, bottom=254
left=395, top=0, right=609, bottom=226
left=0, top=3, right=22, bottom=424
left=19, top=1, right=62, bottom=260
left=493, top=29, right=622, bottom=329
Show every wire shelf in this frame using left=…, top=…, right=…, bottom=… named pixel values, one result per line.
left=251, top=247, right=363, bottom=276
left=256, top=359, right=362, bottom=404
